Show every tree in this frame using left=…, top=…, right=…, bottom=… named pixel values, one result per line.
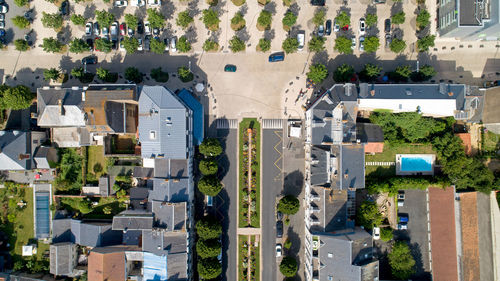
left=177, top=66, right=193, bottom=82
left=147, top=8, right=165, bottom=29
left=176, top=11, right=193, bottom=29
left=103, top=206, right=112, bottom=215
left=70, top=14, right=86, bottom=26
left=202, top=9, right=220, bottom=31
left=411, top=65, right=436, bottom=81
left=380, top=227, right=393, bottom=242
left=95, top=10, right=115, bottom=28
left=95, top=38, right=112, bottom=53
left=150, top=67, right=169, bottom=82
left=364, top=36, right=379, bottom=53
left=196, top=215, right=222, bottom=240
left=69, top=38, right=89, bottom=53
left=71, top=67, right=84, bottom=78
left=14, top=0, right=28, bottom=7
left=395, top=65, right=412, bottom=79
left=359, top=63, right=382, bottom=82
left=198, top=175, right=223, bottom=196
left=2, top=85, right=33, bottom=110
left=308, top=36, right=326, bottom=52
left=41, top=37, right=63, bottom=53
left=313, top=9, right=326, bottom=26
left=196, top=239, right=222, bottom=258
left=123, top=37, right=139, bottom=54
left=282, top=37, right=299, bottom=54
left=283, top=239, right=292, bottom=249
left=203, top=39, right=219, bottom=52
left=390, top=38, right=406, bottom=53
left=278, top=195, right=300, bottom=215
left=41, top=12, right=63, bottom=30
left=417, top=35, right=435, bottom=52
left=229, top=36, right=245, bottom=52
left=416, top=9, right=430, bottom=29
left=124, top=14, right=138, bottom=30
left=231, top=12, right=246, bottom=31
left=257, top=10, right=272, bottom=30
left=177, top=36, right=192, bottom=52
left=96, top=67, right=110, bottom=80
left=150, top=38, right=166, bottom=54
left=356, top=200, right=382, bottom=230
left=282, top=11, right=297, bottom=30
left=335, top=11, right=350, bottom=27
left=334, top=36, right=353, bottom=54
left=125, top=67, right=143, bottom=83
left=365, top=13, right=377, bottom=27
left=392, top=12, right=405, bottom=25
left=12, top=16, right=30, bottom=29
left=199, top=159, right=218, bottom=175
left=280, top=257, right=298, bottom=277
left=257, top=38, right=271, bottom=52
left=198, top=258, right=222, bottom=279
left=14, top=39, right=29, bottom=51
left=333, top=63, right=355, bottom=82
left=43, top=68, right=61, bottom=81
left=200, top=138, right=222, bottom=157
left=388, top=241, right=416, bottom=280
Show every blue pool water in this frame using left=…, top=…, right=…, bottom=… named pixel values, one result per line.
left=400, top=156, right=433, bottom=172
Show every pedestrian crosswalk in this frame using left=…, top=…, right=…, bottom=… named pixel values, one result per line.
left=215, top=118, right=238, bottom=129
left=262, top=119, right=283, bottom=129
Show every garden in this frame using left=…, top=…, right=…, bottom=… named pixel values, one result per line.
left=238, top=235, right=260, bottom=281
left=238, top=118, right=261, bottom=228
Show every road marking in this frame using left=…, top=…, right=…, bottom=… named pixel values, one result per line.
left=273, top=130, right=283, bottom=181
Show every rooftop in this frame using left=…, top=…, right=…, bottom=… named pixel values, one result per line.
left=148, top=178, right=189, bottom=203
left=340, top=145, right=365, bottom=190
left=482, top=86, right=500, bottom=124
left=88, top=248, right=126, bottom=281
left=37, top=88, right=85, bottom=127
left=178, top=89, right=204, bottom=146
left=52, top=218, right=123, bottom=247
left=112, top=210, right=154, bottom=231
left=49, top=242, right=76, bottom=276
left=151, top=201, right=186, bottom=231
left=0, top=131, right=31, bottom=171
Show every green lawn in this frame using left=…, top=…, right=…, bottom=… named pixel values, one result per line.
left=365, top=142, right=434, bottom=177
left=238, top=118, right=261, bottom=228
left=59, top=196, right=125, bottom=219
left=238, top=235, right=260, bottom=281
left=483, top=131, right=499, bottom=154
left=238, top=235, right=247, bottom=281
left=87, top=146, right=107, bottom=178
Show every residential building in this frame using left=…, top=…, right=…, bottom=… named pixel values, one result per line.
left=87, top=247, right=128, bottom=281
left=481, top=86, right=500, bottom=133
left=52, top=218, right=123, bottom=248
left=0, top=131, right=47, bottom=171
left=356, top=123, right=384, bottom=154
left=49, top=243, right=77, bottom=277
left=438, top=0, right=500, bottom=40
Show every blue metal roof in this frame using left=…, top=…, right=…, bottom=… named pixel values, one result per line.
left=178, top=89, right=204, bottom=146
left=35, top=192, right=50, bottom=238
left=143, top=252, right=168, bottom=281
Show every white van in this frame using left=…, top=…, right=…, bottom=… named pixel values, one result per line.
left=297, top=32, right=305, bottom=51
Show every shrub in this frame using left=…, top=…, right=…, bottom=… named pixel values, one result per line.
left=282, top=37, right=299, bottom=54
left=257, top=10, right=272, bottom=30
left=198, top=175, right=223, bottom=196
left=203, top=39, right=219, bottom=52
left=392, top=12, right=405, bottom=25
left=199, top=159, right=218, bottom=175
left=380, top=227, right=393, bottom=242
left=177, top=66, right=193, bottom=82
left=313, top=9, right=326, bottom=26
left=200, top=138, right=223, bottom=157
left=365, top=13, right=377, bottom=27
left=282, top=11, right=297, bottom=30
left=202, top=9, right=220, bottom=31
left=150, top=67, right=169, bottom=82
left=41, top=12, right=63, bottom=30
left=280, top=257, right=298, bottom=277
left=229, top=36, right=245, bottom=52
left=231, top=12, right=246, bottom=31
left=306, top=63, right=328, bottom=84
left=177, top=36, right=192, bottom=53
left=388, top=241, right=416, bottom=280
left=95, top=10, right=115, bottom=28
left=196, top=215, right=222, bottom=239
left=177, top=11, right=193, bottom=29
left=257, top=38, right=271, bottom=52
left=124, top=14, right=138, bottom=30
left=334, top=36, right=352, bottom=54
left=12, top=16, right=30, bottom=29
left=41, top=37, right=63, bottom=53
left=390, top=38, right=406, bottom=53
left=70, top=14, right=86, bottom=26
left=308, top=36, right=326, bottom=52
left=124, top=67, right=143, bottom=83
left=335, top=11, right=350, bottom=27
left=333, top=63, right=355, bottom=82
left=196, top=239, right=222, bottom=258
left=147, top=8, right=165, bottom=29
left=69, top=38, right=89, bottom=53
left=283, top=239, right=292, bottom=249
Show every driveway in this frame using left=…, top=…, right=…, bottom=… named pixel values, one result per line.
left=3, top=0, right=30, bottom=44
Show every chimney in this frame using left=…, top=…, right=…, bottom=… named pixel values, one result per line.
left=173, top=179, right=180, bottom=183
left=58, top=99, right=65, bottom=116
left=18, top=154, right=30, bottom=160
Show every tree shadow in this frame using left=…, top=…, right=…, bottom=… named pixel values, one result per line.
left=391, top=2, right=403, bottom=15
left=185, top=26, right=198, bottom=44
left=57, top=24, right=72, bottom=44
left=109, top=6, right=126, bottom=20
left=162, top=0, right=177, bottom=19
left=264, top=28, right=275, bottom=41
left=289, top=2, right=300, bottom=15
left=283, top=170, right=303, bottom=197
left=83, top=4, right=97, bottom=19
left=238, top=3, right=248, bottom=16
left=285, top=226, right=302, bottom=281
left=236, top=27, right=250, bottom=43
left=264, top=1, right=277, bottom=15
left=213, top=0, right=227, bottom=16
left=311, top=50, right=329, bottom=65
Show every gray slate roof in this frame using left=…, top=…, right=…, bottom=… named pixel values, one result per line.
left=149, top=178, right=189, bottom=203
left=0, top=131, right=30, bottom=171
left=142, top=230, right=187, bottom=256
left=151, top=201, right=186, bottom=231
left=356, top=123, right=384, bottom=143
left=50, top=242, right=76, bottom=276
left=37, top=88, right=85, bottom=127
left=138, top=86, right=191, bottom=159
left=167, top=252, right=189, bottom=280
left=310, top=146, right=331, bottom=186
left=52, top=219, right=122, bottom=247
left=112, top=210, right=154, bottom=230
left=340, top=145, right=365, bottom=190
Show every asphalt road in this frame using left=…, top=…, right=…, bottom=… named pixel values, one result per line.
left=261, top=128, right=283, bottom=281
left=215, top=128, right=237, bottom=281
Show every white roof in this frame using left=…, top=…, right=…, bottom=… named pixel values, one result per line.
left=358, top=98, right=457, bottom=117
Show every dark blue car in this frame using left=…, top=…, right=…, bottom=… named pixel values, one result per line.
left=269, top=52, right=285, bottom=62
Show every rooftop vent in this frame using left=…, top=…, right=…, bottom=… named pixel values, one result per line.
left=18, top=154, right=30, bottom=160
left=405, top=89, right=412, bottom=96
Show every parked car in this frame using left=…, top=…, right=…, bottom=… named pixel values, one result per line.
left=359, top=18, right=366, bottom=36
left=224, top=64, right=237, bottom=72
left=137, top=21, right=144, bottom=34
left=351, top=37, right=356, bottom=50
left=0, top=4, right=8, bottom=13
left=384, top=19, right=391, bottom=33
left=310, top=0, right=325, bottom=6
left=0, top=14, right=4, bottom=21
left=318, top=25, right=325, bottom=37
left=102, top=26, right=109, bottom=36
left=114, top=0, right=127, bottom=6
left=130, top=0, right=145, bottom=6
left=60, top=1, right=69, bottom=16
left=359, top=36, right=365, bottom=51
left=276, top=244, right=282, bottom=257
left=81, top=55, right=98, bottom=64
left=398, top=223, right=408, bottom=230
left=94, top=22, right=100, bottom=36
left=333, top=19, right=340, bottom=32
left=147, top=0, right=160, bottom=6
left=373, top=227, right=380, bottom=240
left=86, top=38, right=93, bottom=51
left=153, top=27, right=159, bottom=36
left=276, top=221, right=283, bottom=238
left=119, top=37, right=125, bottom=51
left=163, top=38, right=169, bottom=51
left=144, top=21, right=151, bottom=35
left=397, top=191, right=405, bottom=207
left=111, top=39, right=117, bottom=50
left=269, top=52, right=284, bottom=62
left=170, top=36, right=176, bottom=52
left=297, top=31, right=305, bottom=51
left=373, top=0, right=386, bottom=3
left=144, top=35, right=151, bottom=51
left=137, top=38, right=143, bottom=51
left=0, top=22, right=4, bottom=28
left=120, top=23, right=126, bottom=36
left=85, top=22, right=93, bottom=36
left=398, top=213, right=409, bottom=223
left=128, top=27, right=134, bottom=36
left=276, top=211, right=283, bottom=221
left=385, top=33, right=392, bottom=49
left=325, top=20, right=332, bottom=35
left=110, top=22, right=119, bottom=39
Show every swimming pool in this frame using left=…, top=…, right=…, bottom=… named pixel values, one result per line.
left=400, top=155, right=433, bottom=172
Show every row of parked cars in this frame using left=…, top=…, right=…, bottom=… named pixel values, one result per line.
left=84, top=20, right=177, bottom=53
left=0, top=0, right=8, bottom=43
left=114, top=0, right=161, bottom=7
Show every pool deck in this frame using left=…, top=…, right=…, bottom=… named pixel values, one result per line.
left=395, top=154, right=436, bottom=176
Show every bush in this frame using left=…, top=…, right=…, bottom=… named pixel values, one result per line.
left=123, top=37, right=139, bottom=54
left=416, top=9, right=430, bottom=29
left=95, top=38, right=112, bottom=53
left=282, top=11, right=297, bottom=30
left=335, top=11, right=350, bottom=27
left=196, top=239, right=222, bottom=258
left=196, top=215, right=222, bottom=240
left=313, top=9, right=326, bottom=26
left=96, top=10, right=115, bottom=28
left=14, top=39, right=29, bottom=51
left=69, top=38, right=89, bottom=53
left=257, top=38, right=271, bottom=52
left=277, top=195, right=300, bottom=215
left=390, top=38, right=406, bottom=53
left=147, top=8, right=165, bottom=29
left=203, top=39, right=219, bottom=52
left=124, top=67, right=143, bottom=83
left=231, top=12, right=246, bottom=31
left=334, top=36, right=352, bottom=54
left=380, top=227, right=393, bottom=242
left=177, top=11, right=193, bottom=29
left=198, top=175, right=223, bottom=196
left=257, top=10, right=272, bottom=30
left=280, top=257, right=298, bottom=277
left=177, top=66, right=193, bottom=82
left=198, top=258, right=222, bottom=279
left=12, top=16, right=30, bottom=29
left=41, top=37, right=63, bottom=53
left=41, top=12, right=63, bottom=30
left=356, top=200, right=382, bottom=230
left=200, top=138, right=223, bottom=157
left=388, top=241, right=416, bottom=280
left=365, top=13, right=377, bottom=27
left=392, top=12, right=405, bottom=25
left=308, top=36, right=326, bottom=52
left=282, top=37, right=299, bottom=54
left=150, top=38, right=166, bottom=54
left=177, top=36, right=192, bottom=53
left=44, top=68, right=61, bottom=81
left=14, top=0, right=28, bottom=7
left=417, top=35, right=435, bottom=52
left=124, top=14, right=138, bottom=30
left=359, top=63, right=382, bottom=82
left=70, top=14, right=86, bottom=26
left=284, top=239, right=292, bottom=249
left=202, top=9, right=220, bottom=31
left=306, top=63, right=328, bottom=84
left=150, top=67, right=169, bottom=82
left=229, top=36, right=245, bottom=52
left=333, top=63, right=355, bottom=83
left=364, top=36, right=379, bottom=53
left=199, top=159, right=218, bottom=175
left=1, top=85, right=33, bottom=110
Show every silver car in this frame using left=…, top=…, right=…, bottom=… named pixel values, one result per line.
left=85, top=22, right=93, bottom=36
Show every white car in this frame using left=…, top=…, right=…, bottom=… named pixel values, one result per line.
left=119, top=37, right=125, bottom=51
left=164, top=38, right=169, bottom=51
left=170, top=36, right=176, bottom=52
left=359, top=18, right=366, bottom=36
left=94, top=22, right=100, bottom=36
left=114, top=0, right=128, bottom=6
left=131, top=0, right=145, bottom=6
left=137, top=38, right=143, bottom=51
left=333, top=19, right=340, bottom=32
left=144, top=21, right=151, bottom=35
left=0, top=5, right=8, bottom=14
left=102, top=26, right=109, bottom=36
left=85, top=22, right=93, bottom=36
left=351, top=37, right=356, bottom=50
left=373, top=227, right=380, bottom=240
left=297, top=32, right=305, bottom=51
left=147, top=0, right=161, bottom=6
left=276, top=244, right=282, bottom=257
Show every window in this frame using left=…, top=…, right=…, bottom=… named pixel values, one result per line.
left=149, top=130, right=156, bottom=140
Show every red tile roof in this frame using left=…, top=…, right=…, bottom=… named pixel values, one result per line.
left=364, top=142, right=384, bottom=154
left=456, top=133, right=472, bottom=156
left=88, top=250, right=126, bottom=281
left=428, top=187, right=459, bottom=281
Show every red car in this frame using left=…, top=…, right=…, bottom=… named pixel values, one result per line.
left=120, top=23, right=126, bottom=36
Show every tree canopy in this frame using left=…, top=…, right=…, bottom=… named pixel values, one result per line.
left=417, top=35, right=435, bottom=52
left=229, top=36, right=245, bottom=52
left=282, top=11, right=297, bottom=30
left=333, top=63, right=355, bottom=82
left=359, top=63, right=382, bottom=82
left=196, top=215, right=223, bottom=240
left=334, top=36, right=353, bottom=54
left=43, top=68, right=61, bottom=81
left=150, top=38, right=166, bottom=54
left=380, top=227, right=394, bottom=242
left=356, top=200, right=382, bottom=230
left=278, top=195, right=300, bottom=215
left=231, top=12, right=246, bottom=31
left=12, top=16, right=30, bottom=29
left=14, top=39, right=29, bottom=51
left=258, top=38, right=271, bottom=52
left=147, top=8, right=165, bottom=29
left=122, top=37, right=139, bottom=54
left=199, top=159, right=218, bottom=175
left=203, top=39, right=219, bottom=52
left=364, top=36, right=379, bottom=53
left=69, top=38, right=89, bottom=53
left=200, top=138, right=223, bottom=157
left=70, top=14, right=86, bottom=26
left=196, top=239, right=222, bottom=258
left=388, top=241, right=416, bottom=280
left=313, top=9, right=326, bottom=26
left=95, top=38, right=112, bottom=53
left=41, top=37, right=63, bottom=53
left=202, top=9, right=220, bottom=31
left=282, top=38, right=299, bottom=54
left=307, top=63, right=328, bottom=84
left=198, top=258, right=222, bottom=279
left=176, top=11, right=193, bottom=28
left=416, top=9, right=431, bottom=29
left=177, top=36, right=192, bottom=53
left=95, top=10, right=115, bottom=28
left=41, top=12, right=63, bottom=30
left=335, top=11, right=350, bottom=27
left=124, top=14, right=138, bottom=30
left=365, top=13, right=377, bottom=27
left=308, top=35, right=326, bottom=52
left=177, top=66, right=193, bottom=82
left=257, top=10, right=272, bottom=30
left=280, top=257, right=298, bottom=277
left=198, top=175, right=223, bottom=196
left=391, top=12, right=405, bottom=25
left=124, top=67, right=143, bottom=83
left=0, top=85, right=34, bottom=110
left=390, top=38, right=407, bottom=53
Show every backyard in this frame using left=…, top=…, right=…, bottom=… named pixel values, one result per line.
left=482, top=130, right=500, bottom=157
left=58, top=196, right=126, bottom=219
left=86, top=146, right=108, bottom=181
